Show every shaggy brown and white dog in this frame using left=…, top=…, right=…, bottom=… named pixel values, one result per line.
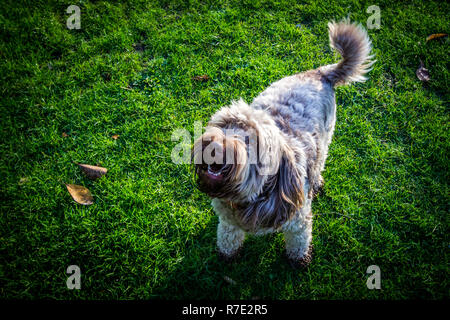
left=192, top=20, right=374, bottom=267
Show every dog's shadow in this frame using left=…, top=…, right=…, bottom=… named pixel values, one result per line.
left=151, top=212, right=311, bottom=299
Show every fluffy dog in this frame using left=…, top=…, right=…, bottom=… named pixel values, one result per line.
left=193, top=20, right=374, bottom=267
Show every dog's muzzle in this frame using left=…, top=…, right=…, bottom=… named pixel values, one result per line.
left=194, top=139, right=237, bottom=197
left=196, top=140, right=227, bottom=182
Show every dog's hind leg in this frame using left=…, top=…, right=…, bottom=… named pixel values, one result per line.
left=217, top=218, right=245, bottom=261
left=283, top=210, right=313, bottom=268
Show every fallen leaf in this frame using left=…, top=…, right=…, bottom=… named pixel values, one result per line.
left=223, top=276, right=237, bottom=285
left=77, top=163, right=108, bottom=180
left=66, top=184, right=94, bottom=205
left=416, top=60, right=430, bottom=82
left=19, top=177, right=29, bottom=185
left=111, top=134, right=120, bottom=140
left=62, top=132, right=68, bottom=137
left=426, top=33, right=447, bottom=41
left=192, top=75, right=211, bottom=82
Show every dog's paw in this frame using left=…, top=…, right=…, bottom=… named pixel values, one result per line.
left=286, top=245, right=313, bottom=269
left=217, top=247, right=242, bottom=263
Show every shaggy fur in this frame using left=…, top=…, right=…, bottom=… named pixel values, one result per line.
left=193, top=20, right=374, bottom=266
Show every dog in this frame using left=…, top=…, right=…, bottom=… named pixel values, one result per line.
left=192, top=20, right=374, bottom=267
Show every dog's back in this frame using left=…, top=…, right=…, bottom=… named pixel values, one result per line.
left=251, top=19, right=374, bottom=194
left=252, top=19, right=374, bottom=132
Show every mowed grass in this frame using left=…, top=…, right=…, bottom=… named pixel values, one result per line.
left=0, top=0, right=448, bottom=299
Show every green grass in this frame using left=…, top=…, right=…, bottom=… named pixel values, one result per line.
left=0, top=0, right=448, bottom=299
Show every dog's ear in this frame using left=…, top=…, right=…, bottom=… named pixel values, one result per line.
left=241, top=148, right=304, bottom=230
left=272, top=150, right=304, bottom=224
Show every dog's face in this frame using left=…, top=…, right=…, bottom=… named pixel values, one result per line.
left=192, top=126, right=249, bottom=198
left=192, top=100, right=305, bottom=230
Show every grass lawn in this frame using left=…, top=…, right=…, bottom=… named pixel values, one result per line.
left=0, top=0, right=448, bottom=299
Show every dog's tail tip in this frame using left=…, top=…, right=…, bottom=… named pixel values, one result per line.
left=324, top=19, right=375, bottom=86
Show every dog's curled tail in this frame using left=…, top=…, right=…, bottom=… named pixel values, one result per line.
left=324, top=19, right=375, bottom=86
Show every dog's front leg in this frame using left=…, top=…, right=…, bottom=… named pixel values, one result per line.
left=283, top=211, right=313, bottom=268
left=217, top=218, right=245, bottom=261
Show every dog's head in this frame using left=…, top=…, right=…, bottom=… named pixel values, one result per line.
left=192, top=100, right=305, bottom=230
left=192, top=125, right=248, bottom=198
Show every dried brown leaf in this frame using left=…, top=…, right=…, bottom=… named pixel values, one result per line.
left=66, top=184, right=94, bottom=205
left=426, top=33, right=447, bottom=41
left=77, top=163, right=108, bottom=180
left=192, top=75, right=211, bottom=82
left=416, top=60, right=430, bottom=82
